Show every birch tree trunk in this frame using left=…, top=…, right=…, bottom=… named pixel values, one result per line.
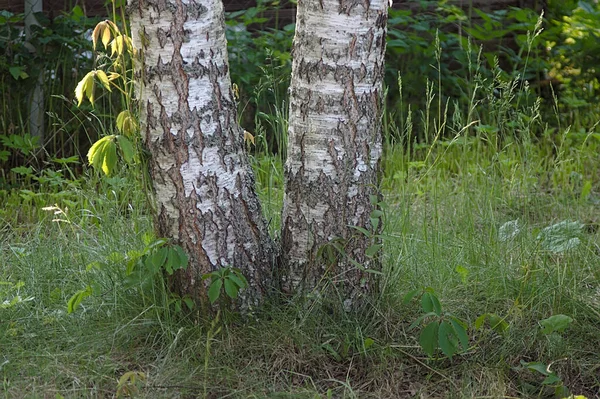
left=127, top=0, right=274, bottom=308
left=281, top=0, right=388, bottom=307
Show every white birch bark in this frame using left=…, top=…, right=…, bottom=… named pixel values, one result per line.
left=282, top=0, right=388, bottom=306
left=127, top=0, right=274, bottom=307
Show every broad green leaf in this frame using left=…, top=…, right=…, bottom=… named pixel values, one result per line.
left=9, top=66, right=28, bottom=80
left=522, top=361, right=552, bottom=376
left=542, top=373, right=561, bottom=385
left=228, top=273, right=245, bottom=288
left=402, top=289, right=419, bottom=305
left=537, top=220, right=584, bottom=253
left=419, top=321, right=439, bottom=357
left=408, top=312, right=437, bottom=331
left=370, top=217, right=379, bottom=231
left=116, top=135, right=135, bottom=163
left=224, top=278, right=238, bottom=299
left=145, top=248, right=168, bottom=274
left=450, top=317, right=469, bottom=351
left=365, top=244, right=382, bottom=258
left=231, top=268, right=248, bottom=286
left=164, top=248, right=177, bottom=275
left=363, top=337, right=375, bottom=350
left=208, top=279, right=222, bottom=304
left=540, top=314, right=573, bottom=335
left=438, top=320, right=457, bottom=359
left=421, top=292, right=434, bottom=313
left=430, top=293, right=442, bottom=316
left=474, top=313, right=488, bottom=330
left=422, top=292, right=442, bottom=315
left=370, top=209, right=384, bottom=219
left=173, top=246, right=189, bottom=270
left=488, top=314, right=509, bottom=334
left=183, top=297, right=195, bottom=310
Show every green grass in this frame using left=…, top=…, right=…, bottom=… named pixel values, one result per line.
left=2, top=75, right=600, bottom=398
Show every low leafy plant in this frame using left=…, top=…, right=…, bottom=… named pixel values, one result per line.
left=67, top=235, right=189, bottom=314
left=116, top=370, right=146, bottom=398
left=403, top=288, right=469, bottom=359
left=202, top=267, right=249, bottom=305
left=517, top=359, right=570, bottom=398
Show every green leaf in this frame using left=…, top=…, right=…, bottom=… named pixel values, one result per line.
left=145, top=248, right=168, bottom=274
left=228, top=273, right=245, bottom=288
left=208, top=279, right=222, bottom=304
left=474, top=313, right=488, bottom=330
left=173, top=246, right=189, bottom=270
left=350, top=225, right=371, bottom=236
left=402, top=289, right=420, bottom=305
left=363, top=337, right=375, bottom=350
left=408, top=312, right=437, bottom=331
left=542, top=373, right=561, bottom=385
left=450, top=317, right=469, bottom=351
left=365, top=244, right=383, bottom=258
left=370, top=217, right=379, bottom=232
left=164, top=248, right=177, bottom=275
left=419, top=321, right=439, bottom=357
left=9, top=66, right=28, bottom=80
left=540, top=314, right=573, bottom=335
left=430, top=293, right=442, bottom=316
left=116, top=135, right=135, bottom=164
left=370, top=209, right=384, bottom=219
left=183, top=297, right=195, bottom=310
left=488, top=314, right=509, bottom=334
left=522, top=361, right=552, bottom=376
left=224, top=278, right=238, bottom=299
left=67, top=285, right=93, bottom=314
left=422, top=292, right=442, bottom=316
left=232, top=268, right=248, bottom=287
left=421, top=292, right=434, bottom=313
left=438, top=320, right=457, bottom=359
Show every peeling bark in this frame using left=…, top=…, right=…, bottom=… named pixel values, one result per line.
left=128, top=0, right=274, bottom=308
left=282, top=0, right=388, bottom=307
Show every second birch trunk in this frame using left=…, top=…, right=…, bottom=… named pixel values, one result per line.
left=282, top=0, right=388, bottom=308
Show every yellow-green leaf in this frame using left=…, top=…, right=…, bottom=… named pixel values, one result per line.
left=95, top=70, right=111, bottom=91
left=74, top=71, right=95, bottom=106
left=86, top=73, right=95, bottom=106
left=101, top=22, right=112, bottom=49
left=116, top=110, right=138, bottom=136
left=87, top=136, right=110, bottom=169
left=102, top=139, right=118, bottom=175
left=110, top=35, right=132, bottom=57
